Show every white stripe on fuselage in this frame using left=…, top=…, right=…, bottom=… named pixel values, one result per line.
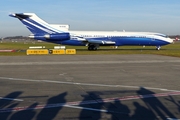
left=69, top=31, right=173, bottom=43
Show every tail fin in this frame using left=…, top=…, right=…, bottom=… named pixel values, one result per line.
left=9, top=13, right=64, bottom=34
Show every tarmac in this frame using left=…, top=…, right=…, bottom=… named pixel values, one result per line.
left=0, top=54, right=180, bottom=120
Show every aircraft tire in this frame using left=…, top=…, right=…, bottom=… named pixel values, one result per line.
left=93, top=47, right=97, bottom=51
left=156, top=46, right=161, bottom=50
left=88, top=46, right=92, bottom=50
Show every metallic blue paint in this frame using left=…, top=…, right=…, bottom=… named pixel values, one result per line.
left=58, top=40, right=85, bottom=46
left=10, top=13, right=172, bottom=49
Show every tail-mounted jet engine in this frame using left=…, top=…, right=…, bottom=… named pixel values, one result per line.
left=29, top=33, right=70, bottom=41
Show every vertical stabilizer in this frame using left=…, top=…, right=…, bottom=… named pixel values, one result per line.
left=9, top=13, right=64, bottom=34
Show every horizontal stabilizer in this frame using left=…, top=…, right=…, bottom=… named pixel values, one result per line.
left=9, top=13, right=32, bottom=19
left=49, top=24, right=69, bottom=32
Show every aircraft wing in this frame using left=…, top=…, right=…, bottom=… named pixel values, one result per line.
left=87, top=39, right=116, bottom=45
left=74, top=36, right=116, bottom=45
left=84, top=38, right=116, bottom=50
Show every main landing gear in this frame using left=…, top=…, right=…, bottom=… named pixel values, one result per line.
left=88, top=44, right=98, bottom=51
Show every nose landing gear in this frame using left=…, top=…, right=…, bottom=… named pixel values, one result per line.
left=156, top=46, right=161, bottom=50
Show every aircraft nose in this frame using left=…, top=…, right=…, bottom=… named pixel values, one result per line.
left=169, top=38, right=174, bottom=43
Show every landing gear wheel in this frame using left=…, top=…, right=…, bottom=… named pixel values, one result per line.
left=93, top=47, right=97, bottom=51
left=88, top=45, right=97, bottom=51
left=156, top=46, right=161, bottom=50
left=88, top=46, right=92, bottom=50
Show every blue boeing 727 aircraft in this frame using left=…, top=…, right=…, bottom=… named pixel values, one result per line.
left=9, top=13, right=173, bottom=50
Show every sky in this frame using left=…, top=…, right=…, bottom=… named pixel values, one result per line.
left=0, top=0, right=180, bottom=37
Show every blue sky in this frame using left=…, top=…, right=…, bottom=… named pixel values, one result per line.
left=0, top=0, right=180, bottom=37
